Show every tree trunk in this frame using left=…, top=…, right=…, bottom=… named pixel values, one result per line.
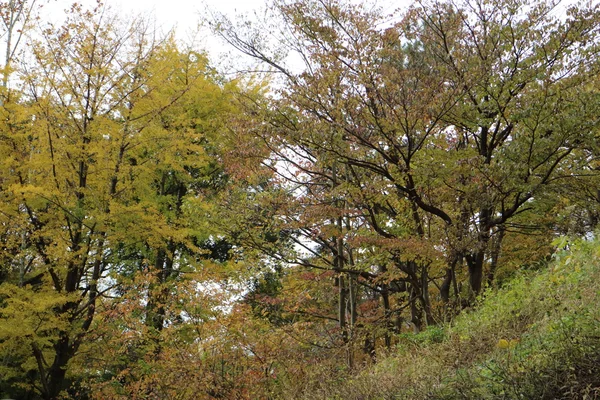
left=466, top=251, right=485, bottom=295
left=338, top=273, right=348, bottom=343
left=381, top=285, right=392, bottom=348
left=347, top=272, right=357, bottom=368
left=409, top=283, right=422, bottom=333
left=44, top=334, right=72, bottom=400
left=440, top=267, right=452, bottom=304
left=487, top=227, right=505, bottom=286
left=420, top=265, right=434, bottom=326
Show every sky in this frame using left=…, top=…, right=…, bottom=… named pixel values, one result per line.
left=39, top=0, right=413, bottom=72
left=45, top=0, right=271, bottom=39
left=45, top=0, right=406, bottom=32
left=42, top=0, right=580, bottom=39
left=40, top=0, right=578, bottom=70
left=41, top=0, right=281, bottom=66
left=42, top=0, right=412, bottom=54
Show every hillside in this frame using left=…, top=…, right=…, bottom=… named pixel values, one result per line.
left=297, top=237, right=600, bottom=399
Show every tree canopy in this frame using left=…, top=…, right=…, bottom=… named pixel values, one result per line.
left=1, top=0, right=600, bottom=398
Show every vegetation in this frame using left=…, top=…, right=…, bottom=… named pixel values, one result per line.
left=0, top=0, right=598, bottom=398
left=288, top=236, right=600, bottom=399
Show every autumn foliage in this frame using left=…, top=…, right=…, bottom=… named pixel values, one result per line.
left=1, top=0, right=600, bottom=398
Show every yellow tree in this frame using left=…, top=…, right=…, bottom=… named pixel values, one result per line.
left=0, top=0, right=44, bottom=93
left=0, top=2, right=239, bottom=398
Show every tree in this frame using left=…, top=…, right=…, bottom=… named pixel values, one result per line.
left=0, top=2, right=241, bottom=397
left=0, top=0, right=43, bottom=92
left=212, top=0, right=600, bottom=352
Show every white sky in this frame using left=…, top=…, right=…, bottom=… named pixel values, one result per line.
left=40, top=0, right=578, bottom=69
left=44, top=0, right=261, bottom=40
left=44, top=1, right=410, bottom=40
left=56, top=0, right=406, bottom=32
left=41, top=0, right=412, bottom=71
left=41, top=0, right=283, bottom=67
left=42, top=0, right=581, bottom=37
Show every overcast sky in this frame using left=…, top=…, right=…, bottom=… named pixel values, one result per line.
left=41, top=0, right=577, bottom=69
left=63, top=0, right=407, bottom=32
left=41, top=0, right=279, bottom=64
left=43, top=0, right=579, bottom=38
left=41, top=0, right=412, bottom=70
left=45, top=0, right=259, bottom=36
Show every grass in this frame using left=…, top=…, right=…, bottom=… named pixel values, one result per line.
left=295, top=236, right=600, bottom=399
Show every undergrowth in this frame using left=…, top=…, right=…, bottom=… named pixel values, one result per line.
left=295, top=236, right=600, bottom=399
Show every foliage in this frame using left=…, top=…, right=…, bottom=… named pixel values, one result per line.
left=0, top=2, right=245, bottom=398
left=1, top=0, right=600, bottom=398
left=289, top=235, right=600, bottom=399
left=211, top=0, right=600, bottom=370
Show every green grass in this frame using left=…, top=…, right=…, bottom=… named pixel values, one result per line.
left=298, top=236, right=600, bottom=399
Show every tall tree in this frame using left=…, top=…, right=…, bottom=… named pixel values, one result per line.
left=0, top=0, right=42, bottom=92
left=417, top=0, right=600, bottom=293
left=212, top=0, right=600, bottom=346
left=0, top=3, right=240, bottom=397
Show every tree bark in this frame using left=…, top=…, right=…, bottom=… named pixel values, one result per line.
left=487, top=227, right=505, bottom=286
left=381, top=284, right=392, bottom=348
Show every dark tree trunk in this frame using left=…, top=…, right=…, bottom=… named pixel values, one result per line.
left=440, top=267, right=452, bottom=304
left=487, top=227, right=505, bottom=286
left=466, top=251, right=485, bottom=295
left=420, top=266, right=434, bottom=326
left=43, top=332, right=74, bottom=399
left=381, top=285, right=392, bottom=348
left=338, top=273, right=348, bottom=342
left=409, top=283, right=422, bottom=333
left=441, top=253, right=461, bottom=303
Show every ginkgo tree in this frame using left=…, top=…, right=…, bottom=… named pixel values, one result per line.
left=0, top=2, right=243, bottom=398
